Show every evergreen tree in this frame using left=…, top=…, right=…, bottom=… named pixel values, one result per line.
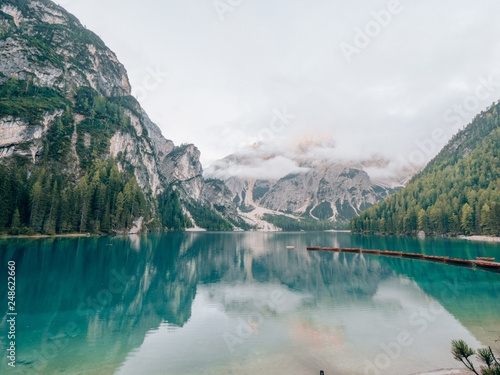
left=460, top=204, right=474, bottom=235
left=10, top=209, right=21, bottom=235
left=101, top=203, right=111, bottom=233
left=114, top=192, right=125, bottom=229
left=29, top=180, right=45, bottom=233
left=0, top=166, right=12, bottom=230
left=417, top=209, right=429, bottom=232
left=43, top=181, right=59, bottom=235
left=481, top=204, right=491, bottom=233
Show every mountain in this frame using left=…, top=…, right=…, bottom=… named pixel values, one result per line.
left=0, top=0, right=240, bottom=234
left=351, top=102, right=500, bottom=236
left=207, top=146, right=415, bottom=230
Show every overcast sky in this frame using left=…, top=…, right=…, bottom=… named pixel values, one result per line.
left=58, top=0, right=500, bottom=171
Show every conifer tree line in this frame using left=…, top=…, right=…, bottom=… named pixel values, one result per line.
left=0, top=158, right=149, bottom=235
left=157, top=187, right=193, bottom=231
left=351, top=104, right=500, bottom=236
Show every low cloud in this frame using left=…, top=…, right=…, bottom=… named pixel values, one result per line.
left=205, top=133, right=417, bottom=182
left=207, top=153, right=309, bottom=180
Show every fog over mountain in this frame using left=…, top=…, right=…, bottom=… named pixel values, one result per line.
left=205, top=136, right=417, bottom=183
left=59, top=0, right=500, bottom=169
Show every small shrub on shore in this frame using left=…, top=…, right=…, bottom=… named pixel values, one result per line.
left=451, top=340, right=500, bottom=375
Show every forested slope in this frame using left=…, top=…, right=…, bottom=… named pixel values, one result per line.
left=351, top=102, right=500, bottom=236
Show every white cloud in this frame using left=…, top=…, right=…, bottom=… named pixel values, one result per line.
left=62, top=0, right=500, bottom=169
left=207, top=153, right=309, bottom=180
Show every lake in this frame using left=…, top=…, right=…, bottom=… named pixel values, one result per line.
left=1, top=232, right=499, bottom=375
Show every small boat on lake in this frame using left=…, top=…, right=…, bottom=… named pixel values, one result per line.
left=286, top=246, right=296, bottom=249
left=446, top=258, right=474, bottom=267
left=474, top=261, right=500, bottom=270
left=322, top=247, right=340, bottom=252
left=424, top=255, right=449, bottom=262
left=362, top=249, right=381, bottom=255
left=477, top=257, right=495, bottom=262
left=402, top=253, right=425, bottom=259
left=307, top=247, right=321, bottom=251
left=342, top=248, right=361, bottom=253
left=380, top=251, right=403, bottom=257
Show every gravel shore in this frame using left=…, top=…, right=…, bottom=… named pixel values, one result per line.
left=411, top=369, right=470, bottom=375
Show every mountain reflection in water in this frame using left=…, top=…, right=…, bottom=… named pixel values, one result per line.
left=1, top=232, right=499, bottom=375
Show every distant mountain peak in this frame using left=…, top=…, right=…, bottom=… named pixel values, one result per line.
left=208, top=145, right=415, bottom=224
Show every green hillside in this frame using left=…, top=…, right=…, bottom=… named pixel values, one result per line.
left=0, top=78, right=187, bottom=235
left=351, top=102, right=500, bottom=236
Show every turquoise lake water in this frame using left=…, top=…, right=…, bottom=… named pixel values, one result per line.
left=1, top=232, right=499, bottom=375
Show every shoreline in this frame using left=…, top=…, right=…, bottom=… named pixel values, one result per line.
left=2, top=231, right=499, bottom=243
left=411, top=369, right=469, bottom=375
left=0, top=233, right=97, bottom=239
left=457, top=235, right=500, bottom=243
left=354, top=231, right=500, bottom=244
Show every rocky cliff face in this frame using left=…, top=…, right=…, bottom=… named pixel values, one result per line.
left=0, top=110, right=61, bottom=161
left=200, top=178, right=240, bottom=221
left=0, top=0, right=238, bottom=226
left=0, top=1, right=131, bottom=97
left=258, top=163, right=399, bottom=221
